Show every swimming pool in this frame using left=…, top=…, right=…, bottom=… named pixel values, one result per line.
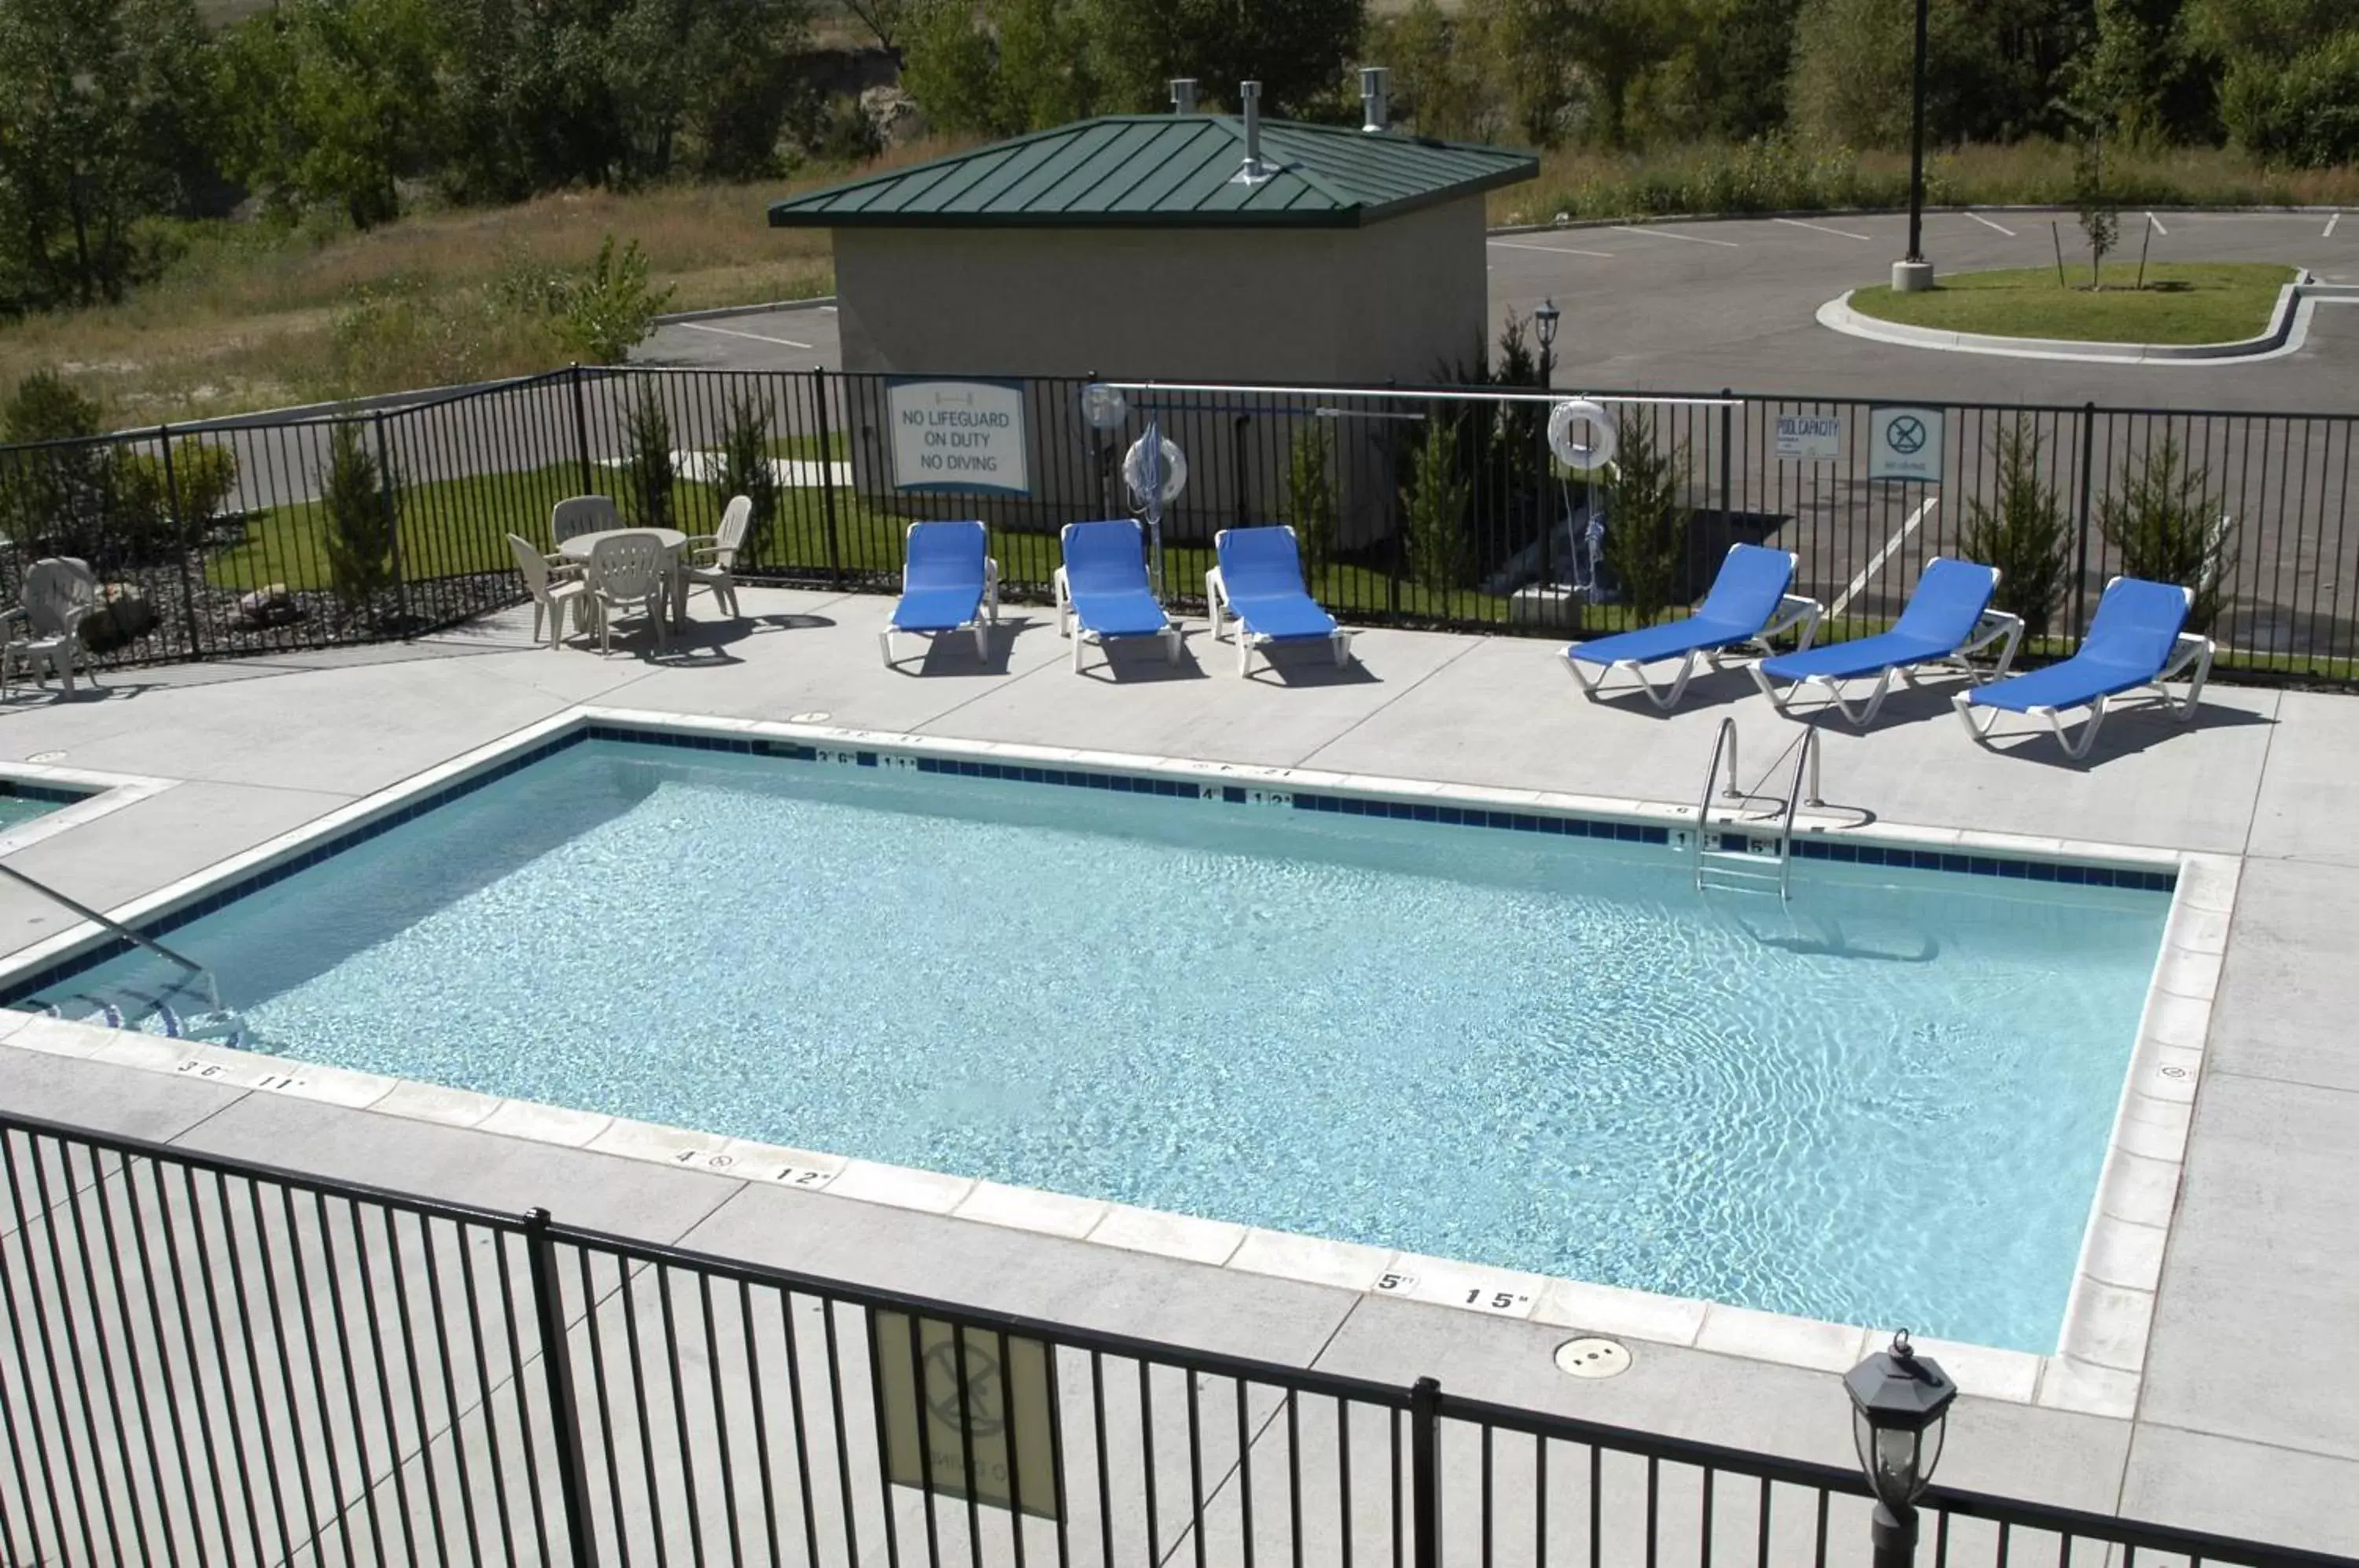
left=18, top=731, right=2170, bottom=1354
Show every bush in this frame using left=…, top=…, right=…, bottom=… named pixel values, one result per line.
left=1959, top=421, right=2070, bottom=639
left=121, top=439, right=241, bottom=530
left=1599, top=413, right=1688, bottom=626
left=322, top=421, right=399, bottom=618
left=0, top=370, right=169, bottom=569
left=2220, top=31, right=2359, bottom=168
left=1404, top=418, right=1474, bottom=592
left=554, top=237, right=677, bottom=366
left=1283, top=423, right=1338, bottom=579
left=2098, top=436, right=2232, bottom=635
left=712, top=396, right=780, bottom=559
left=621, top=384, right=677, bottom=528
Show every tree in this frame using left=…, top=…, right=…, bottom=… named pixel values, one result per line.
left=2074, top=133, right=2119, bottom=289
left=1283, top=424, right=1339, bottom=580
left=1959, top=421, right=2070, bottom=639
left=554, top=237, right=677, bottom=365
left=1369, top=0, right=1494, bottom=140
left=2100, top=436, right=2232, bottom=635
left=1404, top=418, right=1474, bottom=594
left=217, top=0, right=443, bottom=229
left=0, top=0, right=215, bottom=309
left=322, top=421, right=399, bottom=617
left=621, top=384, right=678, bottom=528
left=714, top=396, right=781, bottom=563
left=1599, top=413, right=1687, bottom=626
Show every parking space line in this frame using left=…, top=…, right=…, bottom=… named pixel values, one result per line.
left=1774, top=217, right=1872, bottom=241
left=1830, top=498, right=1939, bottom=619
left=1610, top=225, right=1740, bottom=248
left=1965, top=212, right=2016, bottom=237
left=2328, top=213, right=2342, bottom=238
left=1487, top=237, right=1615, bottom=259
left=2146, top=212, right=2169, bottom=236
left=679, top=321, right=815, bottom=349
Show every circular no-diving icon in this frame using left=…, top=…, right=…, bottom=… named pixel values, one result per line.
left=1886, top=415, right=1928, bottom=455
left=922, top=1339, right=1006, bottom=1436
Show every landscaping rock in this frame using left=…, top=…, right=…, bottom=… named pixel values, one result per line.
left=237, top=583, right=302, bottom=628
left=80, top=583, right=159, bottom=653
left=861, top=86, right=926, bottom=148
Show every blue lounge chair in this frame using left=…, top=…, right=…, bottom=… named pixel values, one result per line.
left=1748, top=557, right=2022, bottom=725
left=880, top=521, right=999, bottom=665
left=1206, top=525, right=1355, bottom=677
left=1955, top=576, right=2213, bottom=759
left=1563, top=543, right=1821, bottom=709
left=1056, top=519, right=1181, bottom=673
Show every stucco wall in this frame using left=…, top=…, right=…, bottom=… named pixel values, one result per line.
left=834, top=196, right=1487, bottom=387
left=830, top=198, right=1488, bottom=547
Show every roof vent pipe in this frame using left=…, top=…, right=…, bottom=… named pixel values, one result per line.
left=1235, top=80, right=1272, bottom=184
left=1170, top=78, right=1197, bottom=115
left=1360, top=67, right=1389, bottom=133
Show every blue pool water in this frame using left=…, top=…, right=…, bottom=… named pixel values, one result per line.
left=41, top=739, right=2168, bottom=1351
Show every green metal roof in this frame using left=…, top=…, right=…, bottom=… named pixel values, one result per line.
left=766, top=116, right=1538, bottom=230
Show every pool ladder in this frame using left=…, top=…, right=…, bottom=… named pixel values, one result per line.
left=1691, top=719, right=1822, bottom=902
left=0, top=859, right=244, bottom=1043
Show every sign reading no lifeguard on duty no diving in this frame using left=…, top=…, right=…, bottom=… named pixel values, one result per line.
left=1867, top=406, right=1945, bottom=483
left=888, top=377, right=1031, bottom=495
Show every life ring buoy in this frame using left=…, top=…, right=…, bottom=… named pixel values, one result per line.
left=1548, top=399, right=1617, bottom=473
left=1123, top=434, right=1188, bottom=505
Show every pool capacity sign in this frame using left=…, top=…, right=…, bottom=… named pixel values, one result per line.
left=887, top=377, right=1030, bottom=495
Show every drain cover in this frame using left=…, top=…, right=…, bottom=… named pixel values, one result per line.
left=786, top=712, right=831, bottom=724
left=27, top=751, right=64, bottom=764
left=1554, top=1337, right=1632, bottom=1379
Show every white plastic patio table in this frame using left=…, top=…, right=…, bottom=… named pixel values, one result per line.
left=558, top=528, right=690, bottom=627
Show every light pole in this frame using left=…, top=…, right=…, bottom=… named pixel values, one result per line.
left=1533, top=298, right=1561, bottom=387
left=1844, top=1331, right=1958, bottom=1568
left=1894, top=0, right=1934, bottom=293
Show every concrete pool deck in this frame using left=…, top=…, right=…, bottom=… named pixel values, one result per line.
left=0, top=588, right=2351, bottom=1551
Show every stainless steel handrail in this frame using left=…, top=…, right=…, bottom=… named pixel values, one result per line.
left=1774, top=726, right=1823, bottom=902
left=0, top=861, right=222, bottom=1012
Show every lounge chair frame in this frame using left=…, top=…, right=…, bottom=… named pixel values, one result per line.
left=1053, top=565, right=1181, bottom=673
left=1953, top=631, right=2212, bottom=759
left=1564, top=594, right=1823, bottom=711
left=1205, top=551, right=1355, bottom=679
left=1751, top=609, right=2024, bottom=726
left=880, top=522, right=1001, bottom=668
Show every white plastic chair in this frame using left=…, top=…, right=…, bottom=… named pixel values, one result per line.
left=682, top=495, right=752, bottom=619
left=549, top=495, right=617, bottom=578
left=583, top=532, right=669, bottom=656
left=3, top=558, right=98, bottom=696
left=508, top=533, right=590, bottom=650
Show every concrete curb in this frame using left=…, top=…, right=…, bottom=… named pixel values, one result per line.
left=1814, top=271, right=2328, bottom=366
left=1487, top=203, right=2347, bottom=238
left=652, top=296, right=837, bottom=325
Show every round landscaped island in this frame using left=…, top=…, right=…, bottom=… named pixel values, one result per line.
left=1840, top=262, right=2300, bottom=351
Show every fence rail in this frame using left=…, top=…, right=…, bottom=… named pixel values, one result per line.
left=2, top=1107, right=2353, bottom=1568
left=0, top=366, right=2353, bottom=680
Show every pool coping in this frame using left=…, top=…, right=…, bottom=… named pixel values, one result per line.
left=0, top=760, right=176, bottom=859
left=0, top=704, right=2227, bottom=1418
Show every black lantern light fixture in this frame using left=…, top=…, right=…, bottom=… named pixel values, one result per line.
left=1534, top=297, right=1561, bottom=389
left=1843, top=1331, right=1957, bottom=1568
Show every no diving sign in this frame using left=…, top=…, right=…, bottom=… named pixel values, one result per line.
left=1868, top=406, right=1944, bottom=482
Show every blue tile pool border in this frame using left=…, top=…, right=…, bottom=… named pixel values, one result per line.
left=0, top=778, right=94, bottom=806
left=0, top=718, right=2177, bottom=1004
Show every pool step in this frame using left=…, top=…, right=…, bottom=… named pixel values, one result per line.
left=1695, top=845, right=1787, bottom=898
left=26, top=972, right=248, bottom=1050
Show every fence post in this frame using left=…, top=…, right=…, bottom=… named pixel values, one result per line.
left=372, top=414, right=410, bottom=629
left=570, top=365, right=596, bottom=496
left=157, top=427, right=203, bottom=661
left=1410, top=1375, right=1441, bottom=1568
left=1719, top=389, right=1735, bottom=532
left=524, top=1208, right=598, bottom=1568
left=2071, top=402, right=2098, bottom=648
left=811, top=367, right=844, bottom=585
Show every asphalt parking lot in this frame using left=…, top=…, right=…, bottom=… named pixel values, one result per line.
left=642, top=208, right=2357, bottom=413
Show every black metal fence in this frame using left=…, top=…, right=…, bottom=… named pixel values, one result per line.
left=2, top=1107, right=2351, bottom=1568
left=1, top=366, right=2353, bottom=679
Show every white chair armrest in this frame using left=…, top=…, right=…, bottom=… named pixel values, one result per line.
left=1766, top=594, right=1824, bottom=652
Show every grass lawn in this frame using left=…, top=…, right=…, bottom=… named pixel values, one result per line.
left=204, top=461, right=1528, bottom=625
left=1846, top=263, right=2298, bottom=344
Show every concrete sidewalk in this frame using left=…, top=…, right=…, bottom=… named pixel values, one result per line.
left=0, top=587, right=2350, bottom=1555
